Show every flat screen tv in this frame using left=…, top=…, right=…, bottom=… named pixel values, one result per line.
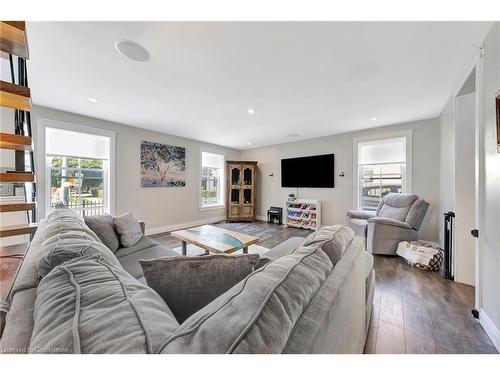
left=281, top=154, right=334, bottom=188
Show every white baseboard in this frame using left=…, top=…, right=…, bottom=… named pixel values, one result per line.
left=145, top=216, right=226, bottom=235
left=256, top=215, right=267, bottom=222
left=480, top=308, right=500, bottom=351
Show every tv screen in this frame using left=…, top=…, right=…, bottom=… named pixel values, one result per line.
left=281, top=154, right=335, bottom=188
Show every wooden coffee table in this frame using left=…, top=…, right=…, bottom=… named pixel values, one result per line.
left=171, top=225, right=260, bottom=255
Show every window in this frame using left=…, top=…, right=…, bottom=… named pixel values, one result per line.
left=45, top=126, right=112, bottom=216
left=356, top=135, right=410, bottom=211
left=200, top=151, right=224, bottom=208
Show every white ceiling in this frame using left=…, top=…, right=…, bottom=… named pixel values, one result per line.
left=26, top=22, right=493, bottom=150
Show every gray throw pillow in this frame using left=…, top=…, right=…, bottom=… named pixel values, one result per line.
left=84, top=214, right=120, bottom=252
left=302, top=225, right=354, bottom=265
left=113, top=212, right=143, bottom=247
left=140, top=254, right=260, bottom=323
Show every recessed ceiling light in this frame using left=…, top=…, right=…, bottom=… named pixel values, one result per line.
left=247, top=108, right=256, bottom=115
left=246, top=142, right=252, bottom=146
left=114, top=40, right=150, bottom=62
left=288, top=133, right=299, bottom=137
left=370, top=117, right=377, bottom=121
left=88, top=97, right=98, bottom=103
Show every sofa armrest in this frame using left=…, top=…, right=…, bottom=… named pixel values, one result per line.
left=139, top=221, right=145, bottom=235
left=346, top=210, right=376, bottom=220
left=367, top=216, right=412, bottom=229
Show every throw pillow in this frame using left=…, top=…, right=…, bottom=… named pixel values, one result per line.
left=302, top=225, right=354, bottom=266
left=113, top=212, right=143, bottom=247
left=140, top=254, right=260, bottom=323
left=84, top=214, right=120, bottom=252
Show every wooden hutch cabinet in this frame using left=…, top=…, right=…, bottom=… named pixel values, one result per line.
left=226, top=161, right=257, bottom=222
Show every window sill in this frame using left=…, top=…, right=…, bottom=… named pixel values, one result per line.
left=199, top=205, right=226, bottom=212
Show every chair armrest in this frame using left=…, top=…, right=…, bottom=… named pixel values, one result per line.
left=139, top=221, right=146, bottom=235
left=367, top=216, right=412, bottom=229
left=346, top=210, right=376, bottom=220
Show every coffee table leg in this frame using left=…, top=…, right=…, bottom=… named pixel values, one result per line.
left=243, top=246, right=248, bottom=254
left=182, top=241, right=187, bottom=256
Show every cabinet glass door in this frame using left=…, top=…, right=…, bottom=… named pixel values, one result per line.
left=230, top=188, right=240, bottom=204
left=243, top=188, right=252, bottom=204
left=243, top=167, right=253, bottom=186
left=231, top=166, right=241, bottom=185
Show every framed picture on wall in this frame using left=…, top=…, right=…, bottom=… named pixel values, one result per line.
left=140, top=141, right=186, bottom=187
left=496, top=90, right=500, bottom=153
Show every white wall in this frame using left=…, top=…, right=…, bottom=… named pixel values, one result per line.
left=439, top=22, right=500, bottom=349
left=31, top=106, right=241, bottom=233
left=438, top=96, right=455, bottom=247
left=241, top=118, right=441, bottom=241
left=454, top=93, right=476, bottom=286
left=479, top=22, right=500, bottom=349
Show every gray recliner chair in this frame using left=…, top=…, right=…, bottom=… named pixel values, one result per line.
left=346, top=193, right=429, bottom=255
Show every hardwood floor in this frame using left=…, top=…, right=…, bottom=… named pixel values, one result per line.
left=366, top=255, right=497, bottom=354
left=150, top=220, right=497, bottom=354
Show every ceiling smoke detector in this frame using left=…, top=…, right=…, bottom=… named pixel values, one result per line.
left=114, top=40, right=150, bottom=62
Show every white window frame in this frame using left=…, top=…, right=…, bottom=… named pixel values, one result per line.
left=199, top=147, right=225, bottom=210
left=36, top=118, right=116, bottom=219
left=352, top=129, right=413, bottom=210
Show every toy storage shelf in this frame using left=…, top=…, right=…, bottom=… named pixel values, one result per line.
left=284, top=198, right=321, bottom=231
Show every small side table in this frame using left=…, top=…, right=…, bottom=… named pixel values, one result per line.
left=267, top=206, right=283, bottom=225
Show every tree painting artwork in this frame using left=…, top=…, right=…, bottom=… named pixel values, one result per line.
left=140, top=141, right=186, bottom=187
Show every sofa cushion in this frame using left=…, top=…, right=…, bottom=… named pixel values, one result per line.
left=262, top=237, right=306, bottom=258
left=9, top=209, right=99, bottom=297
left=140, top=254, right=260, bottom=323
left=0, top=288, right=37, bottom=354
left=114, top=236, right=162, bottom=259
left=377, top=193, right=419, bottom=222
left=405, top=198, right=429, bottom=230
left=159, top=243, right=333, bottom=353
left=347, top=218, right=368, bottom=237
left=118, top=244, right=179, bottom=280
left=282, top=236, right=372, bottom=354
left=36, top=231, right=122, bottom=278
left=83, top=214, right=120, bottom=252
left=41, top=209, right=101, bottom=244
left=302, top=225, right=354, bottom=265
left=29, top=255, right=179, bottom=353
left=113, top=212, right=144, bottom=247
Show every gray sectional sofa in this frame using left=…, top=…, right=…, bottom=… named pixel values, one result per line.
left=0, top=209, right=374, bottom=354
